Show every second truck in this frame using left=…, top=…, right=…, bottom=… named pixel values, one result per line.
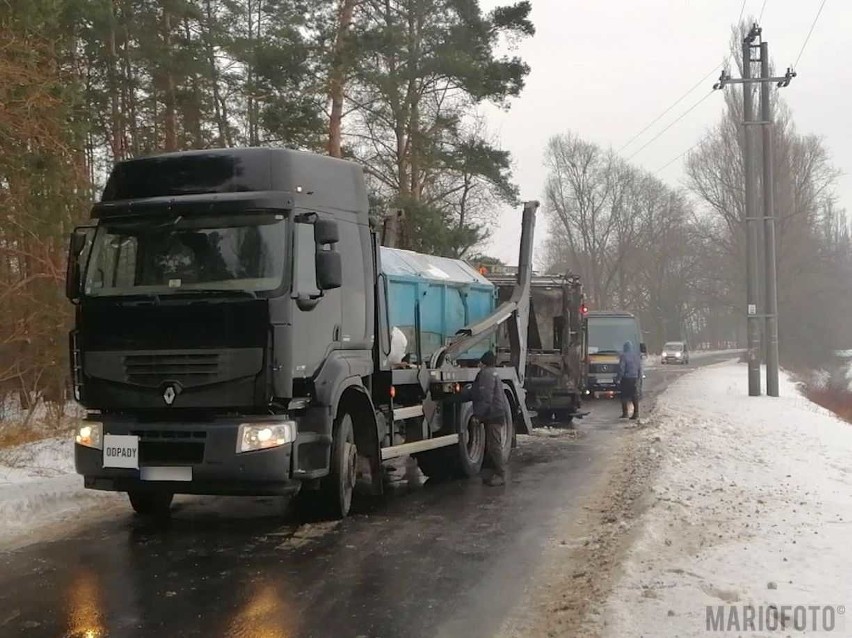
left=489, top=272, right=587, bottom=423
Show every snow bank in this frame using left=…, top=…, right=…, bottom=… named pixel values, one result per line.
left=0, top=438, right=119, bottom=545
left=603, top=362, right=852, bottom=636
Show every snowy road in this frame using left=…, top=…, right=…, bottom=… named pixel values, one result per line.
left=0, top=353, right=734, bottom=638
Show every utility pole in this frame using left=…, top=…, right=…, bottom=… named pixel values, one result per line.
left=714, top=23, right=795, bottom=397
left=760, top=40, right=780, bottom=397
left=741, top=31, right=761, bottom=396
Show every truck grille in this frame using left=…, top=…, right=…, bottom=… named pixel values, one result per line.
left=124, top=352, right=220, bottom=386
left=130, top=429, right=207, bottom=464
left=590, top=363, right=616, bottom=373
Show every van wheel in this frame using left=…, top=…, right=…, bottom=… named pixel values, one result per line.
left=320, top=412, right=357, bottom=519
left=128, top=490, right=173, bottom=517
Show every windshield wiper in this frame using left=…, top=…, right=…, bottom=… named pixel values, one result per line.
left=108, top=293, right=162, bottom=305
left=171, top=288, right=258, bottom=299
left=110, top=215, right=184, bottom=233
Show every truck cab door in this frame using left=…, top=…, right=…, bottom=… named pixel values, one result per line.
left=290, top=217, right=342, bottom=380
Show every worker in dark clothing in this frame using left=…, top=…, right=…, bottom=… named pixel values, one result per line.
left=459, top=351, right=507, bottom=486
left=618, top=341, right=642, bottom=420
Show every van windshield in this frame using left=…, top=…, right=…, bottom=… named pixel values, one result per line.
left=83, top=213, right=286, bottom=297
left=664, top=342, right=684, bottom=351
left=587, top=317, right=641, bottom=354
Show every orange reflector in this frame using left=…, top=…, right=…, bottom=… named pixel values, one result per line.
left=390, top=386, right=396, bottom=399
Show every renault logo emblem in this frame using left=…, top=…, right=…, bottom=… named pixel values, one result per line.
left=163, top=385, right=177, bottom=406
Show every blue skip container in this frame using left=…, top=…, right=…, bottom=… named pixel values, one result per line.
left=380, top=247, right=496, bottom=363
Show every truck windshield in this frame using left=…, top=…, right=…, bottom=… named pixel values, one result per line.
left=83, top=213, right=286, bottom=297
left=587, top=317, right=641, bottom=354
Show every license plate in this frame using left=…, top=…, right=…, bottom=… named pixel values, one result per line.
left=103, top=434, right=139, bottom=469
left=597, top=375, right=615, bottom=384
left=141, top=466, right=192, bottom=482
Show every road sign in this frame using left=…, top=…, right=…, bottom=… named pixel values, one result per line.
left=748, top=304, right=757, bottom=315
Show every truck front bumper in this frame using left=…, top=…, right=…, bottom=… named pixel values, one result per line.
left=75, top=416, right=330, bottom=496
left=587, top=375, right=620, bottom=393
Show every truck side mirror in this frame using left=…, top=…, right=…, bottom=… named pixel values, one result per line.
left=315, top=219, right=339, bottom=245
left=65, top=230, right=90, bottom=303
left=316, top=251, right=342, bottom=290
left=640, top=342, right=648, bottom=355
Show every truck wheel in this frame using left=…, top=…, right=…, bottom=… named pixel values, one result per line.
left=415, top=403, right=485, bottom=480
left=415, top=449, right=454, bottom=481
left=488, top=391, right=513, bottom=464
left=495, top=417, right=513, bottom=464
left=128, top=490, right=173, bottom=517
left=456, top=408, right=486, bottom=478
left=320, top=412, right=357, bottom=519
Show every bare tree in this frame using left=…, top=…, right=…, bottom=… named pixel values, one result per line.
left=684, top=26, right=848, bottom=365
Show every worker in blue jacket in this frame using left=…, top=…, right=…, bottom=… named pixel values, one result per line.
left=618, top=341, right=642, bottom=420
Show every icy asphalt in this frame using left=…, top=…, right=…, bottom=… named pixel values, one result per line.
left=0, top=353, right=735, bottom=638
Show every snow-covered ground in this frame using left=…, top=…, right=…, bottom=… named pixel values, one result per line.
left=603, top=362, right=852, bottom=636
left=0, top=438, right=120, bottom=546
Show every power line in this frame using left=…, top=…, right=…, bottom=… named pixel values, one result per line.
left=738, top=0, right=749, bottom=22
left=625, top=90, right=716, bottom=162
left=794, top=0, right=828, bottom=68
left=655, top=140, right=703, bottom=175
left=617, top=63, right=723, bottom=154
left=616, top=1, right=748, bottom=162
left=758, top=0, right=768, bottom=21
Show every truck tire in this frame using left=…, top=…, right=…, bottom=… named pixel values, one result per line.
left=414, top=449, right=454, bottom=481
left=128, top=490, right=173, bottom=517
left=416, top=403, right=485, bottom=480
left=320, top=412, right=357, bottom=519
left=455, top=404, right=486, bottom=478
left=482, top=391, right=513, bottom=466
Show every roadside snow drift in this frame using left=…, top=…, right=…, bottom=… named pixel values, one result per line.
left=604, top=362, right=852, bottom=636
left=0, top=438, right=119, bottom=545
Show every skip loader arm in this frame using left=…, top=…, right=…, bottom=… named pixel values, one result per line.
left=429, top=200, right=538, bottom=387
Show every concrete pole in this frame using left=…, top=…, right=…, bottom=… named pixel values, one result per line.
left=760, top=41, right=780, bottom=396
left=742, top=38, right=762, bottom=396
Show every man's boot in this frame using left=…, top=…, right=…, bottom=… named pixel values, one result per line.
left=630, top=402, right=639, bottom=420
left=485, top=474, right=505, bottom=486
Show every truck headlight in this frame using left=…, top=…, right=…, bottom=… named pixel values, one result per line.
left=237, top=421, right=296, bottom=453
left=76, top=422, right=103, bottom=449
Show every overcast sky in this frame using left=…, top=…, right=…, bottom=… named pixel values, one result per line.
left=480, top=0, right=850, bottom=267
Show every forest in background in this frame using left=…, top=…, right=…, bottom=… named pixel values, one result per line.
left=0, top=0, right=532, bottom=421
left=1, top=4, right=849, bottom=427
